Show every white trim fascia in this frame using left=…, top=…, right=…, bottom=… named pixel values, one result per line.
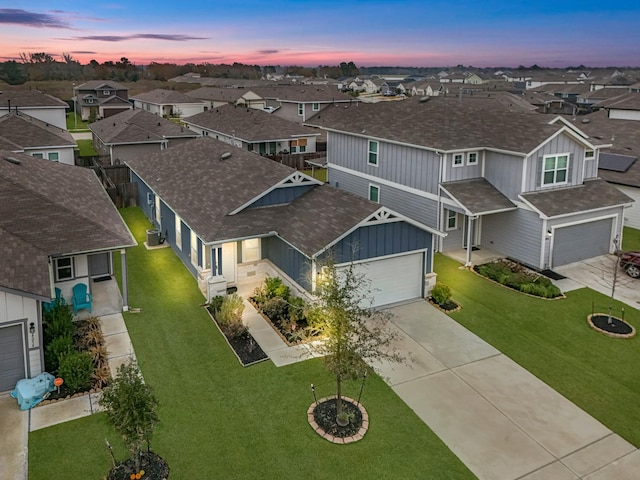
left=521, top=156, right=527, bottom=193
left=517, top=193, right=632, bottom=220
left=228, top=172, right=323, bottom=215
left=525, top=126, right=598, bottom=157
left=334, top=248, right=428, bottom=268
left=547, top=116, right=591, bottom=139
left=550, top=212, right=619, bottom=230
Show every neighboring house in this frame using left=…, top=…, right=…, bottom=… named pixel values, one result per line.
left=409, top=81, right=443, bottom=97
left=0, top=90, right=68, bottom=130
left=183, top=105, right=320, bottom=155
left=74, top=80, right=132, bottom=121
left=186, top=87, right=247, bottom=110
left=237, top=86, right=357, bottom=123
left=130, top=89, right=206, bottom=118
left=306, top=96, right=633, bottom=269
left=127, top=137, right=442, bottom=308
left=599, top=92, right=640, bottom=121
left=0, top=111, right=76, bottom=165
left=0, top=151, right=136, bottom=392
left=90, top=109, right=200, bottom=165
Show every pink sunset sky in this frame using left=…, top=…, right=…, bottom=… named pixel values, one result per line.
left=1, top=3, right=639, bottom=67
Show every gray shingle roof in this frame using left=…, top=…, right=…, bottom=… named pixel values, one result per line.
left=0, top=112, right=75, bottom=149
left=90, top=109, right=199, bottom=144
left=244, top=85, right=354, bottom=103
left=520, top=178, right=633, bottom=217
left=599, top=92, right=640, bottom=110
left=0, top=151, right=137, bottom=297
left=186, top=87, right=245, bottom=103
left=0, top=89, right=68, bottom=108
left=76, top=80, right=128, bottom=92
left=306, top=96, right=562, bottom=153
left=440, top=178, right=516, bottom=215
left=184, top=105, right=320, bottom=142
left=130, top=89, right=204, bottom=105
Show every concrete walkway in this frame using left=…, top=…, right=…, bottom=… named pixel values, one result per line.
left=375, top=300, right=640, bottom=480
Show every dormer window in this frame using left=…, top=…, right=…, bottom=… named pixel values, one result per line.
left=103, top=90, right=111, bottom=95
left=453, top=153, right=463, bottom=167
left=542, top=154, right=569, bottom=186
left=467, top=152, right=478, bottom=165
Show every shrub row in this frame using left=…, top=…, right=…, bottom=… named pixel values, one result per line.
left=474, top=260, right=562, bottom=298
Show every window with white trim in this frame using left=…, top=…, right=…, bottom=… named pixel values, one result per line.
left=369, top=184, right=380, bottom=203
left=467, top=152, right=478, bottom=165
left=242, top=239, right=260, bottom=262
left=585, top=150, right=595, bottom=159
left=453, top=153, right=463, bottom=167
left=298, top=103, right=304, bottom=116
left=291, top=138, right=307, bottom=154
left=32, top=153, right=44, bottom=159
left=102, top=90, right=111, bottom=95
left=312, top=103, right=320, bottom=111
left=446, top=210, right=458, bottom=230
left=542, top=154, right=569, bottom=186
left=54, top=257, right=74, bottom=281
left=48, top=152, right=59, bottom=162
left=368, top=140, right=378, bottom=166
left=190, top=230, right=198, bottom=266
left=175, top=215, right=182, bottom=250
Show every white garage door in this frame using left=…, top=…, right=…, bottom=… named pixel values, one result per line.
left=552, top=218, right=613, bottom=267
left=340, top=252, right=423, bottom=307
left=0, top=324, right=26, bottom=392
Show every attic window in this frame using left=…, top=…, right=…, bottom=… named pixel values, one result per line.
left=585, top=150, right=595, bottom=159
left=103, top=90, right=111, bottom=95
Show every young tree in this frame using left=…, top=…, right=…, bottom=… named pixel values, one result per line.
left=306, top=259, right=403, bottom=422
left=100, top=360, right=159, bottom=472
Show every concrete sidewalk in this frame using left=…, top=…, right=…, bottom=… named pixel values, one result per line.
left=375, top=300, right=640, bottom=480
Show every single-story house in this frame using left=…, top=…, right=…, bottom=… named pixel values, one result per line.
left=130, top=89, right=206, bottom=118
left=127, top=137, right=442, bottom=307
left=0, top=152, right=136, bottom=392
left=0, top=90, right=69, bottom=130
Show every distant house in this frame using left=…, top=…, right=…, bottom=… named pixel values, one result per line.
left=127, top=137, right=442, bottom=307
left=183, top=104, right=320, bottom=155
left=90, top=109, right=199, bottom=165
left=0, top=111, right=76, bottom=165
left=409, top=81, right=443, bottom=97
left=130, top=89, right=206, bottom=118
left=0, top=151, right=136, bottom=392
left=0, top=90, right=68, bottom=130
left=186, top=87, right=246, bottom=110
left=307, top=96, right=633, bottom=269
left=599, top=92, right=640, bottom=121
left=74, top=80, right=132, bottom=121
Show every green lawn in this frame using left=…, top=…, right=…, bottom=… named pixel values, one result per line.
left=76, top=139, right=98, bottom=157
left=436, top=254, right=640, bottom=446
left=302, top=167, right=327, bottom=183
left=623, top=226, right=640, bottom=251
left=66, top=112, right=90, bottom=132
left=29, top=208, right=473, bottom=480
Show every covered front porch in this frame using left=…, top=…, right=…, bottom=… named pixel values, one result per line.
left=442, top=247, right=504, bottom=267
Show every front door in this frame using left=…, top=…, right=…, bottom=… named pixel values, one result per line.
left=463, top=216, right=479, bottom=248
left=221, top=242, right=236, bottom=284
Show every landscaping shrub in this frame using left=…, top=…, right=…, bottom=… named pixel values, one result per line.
left=57, top=351, right=94, bottom=392
left=43, top=303, right=75, bottom=344
left=288, top=296, right=307, bottom=323
left=45, top=335, right=74, bottom=373
left=475, top=260, right=562, bottom=298
left=209, top=295, right=224, bottom=315
left=262, top=297, right=289, bottom=322
left=217, top=293, right=244, bottom=324
left=431, top=283, right=452, bottom=306
left=264, top=276, right=290, bottom=300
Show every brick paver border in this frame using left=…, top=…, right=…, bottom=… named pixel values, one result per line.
left=307, top=395, right=369, bottom=444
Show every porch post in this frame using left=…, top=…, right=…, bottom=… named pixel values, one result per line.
left=120, top=249, right=129, bottom=312
left=465, top=216, right=474, bottom=267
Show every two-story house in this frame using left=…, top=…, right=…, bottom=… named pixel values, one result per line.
left=183, top=105, right=320, bottom=155
left=307, top=96, right=633, bottom=269
left=0, top=90, right=69, bottom=130
left=74, top=80, right=132, bottom=121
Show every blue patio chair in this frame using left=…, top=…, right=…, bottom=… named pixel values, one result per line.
left=43, top=287, right=66, bottom=313
left=71, top=283, right=92, bottom=315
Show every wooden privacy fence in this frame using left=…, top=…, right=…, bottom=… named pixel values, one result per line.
left=91, top=163, right=138, bottom=208
left=264, top=152, right=327, bottom=170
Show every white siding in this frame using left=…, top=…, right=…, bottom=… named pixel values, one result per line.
left=618, top=186, right=640, bottom=229
left=609, top=110, right=640, bottom=121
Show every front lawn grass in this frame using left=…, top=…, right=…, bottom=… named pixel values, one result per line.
left=29, top=208, right=474, bottom=480
left=76, top=139, right=98, bottom=157
left=66, top=112, right=90, bottom=131
left=436, top=253, right=640, bottom=446
left=623, top=226, right=640, bottom=251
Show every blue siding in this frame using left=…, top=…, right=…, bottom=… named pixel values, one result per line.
left=321, top=222, right=432, bottom=270
left=131, top=171, right=155, bottom=222
left=248, top=184, right=316, bottom=208
left=262, top=236, right=312, bottom=291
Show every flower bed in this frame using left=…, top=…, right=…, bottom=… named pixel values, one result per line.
left=473, top=259, right=563, bottom=299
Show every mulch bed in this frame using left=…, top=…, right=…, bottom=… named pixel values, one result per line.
left=107, top=452, right=169, bottom=480
left=248, top=298, right=318, bottom=346
left=313, top=398, right=363, bottom=438
left=429, top=298, right=460, bottom=313
left=588, top=314, right=636, bottom=338
left=205, top=307, right=269, bottom=366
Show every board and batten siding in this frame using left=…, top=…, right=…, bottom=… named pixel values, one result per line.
left=483, top=151, right=525, bottom=200
left=482, top=208, right=544, bottom=268
left=247, top=184, right=316, bottom=208
left=262, top=236, right=312, bottom=291
left=443, top=153, right=483, bottom=182
left=328, top=132, right=441, bottom=194
left=524, top=132, right=587, bottom=193
left=616, top=186, right=640, bottom=229
left=131, top=171, right=155, bottom=222
left=321, top=222, right=432, bottom=269
left=112, top=143, right=162, bottom=165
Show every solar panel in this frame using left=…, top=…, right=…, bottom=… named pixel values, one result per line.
left=599, top=153, right=637, bottom=172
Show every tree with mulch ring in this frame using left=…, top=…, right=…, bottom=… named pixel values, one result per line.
left=100, top=359, right=168, bottom=479
left=313, top=396, right=364, bottom=438
left=588, top=313, right=636, bottom=339
left=304, top=259, right=404, bottom=436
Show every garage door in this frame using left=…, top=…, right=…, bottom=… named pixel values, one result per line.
left=552, top=218, right=613, bottom=267
left=0, top=324, right=26, bottom=392
left=339, top=252, right=423, bottom=307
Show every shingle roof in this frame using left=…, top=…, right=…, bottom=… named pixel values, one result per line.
left=599, top=92, right=640, bottom=110
left=0, top=89, right=68, bottom=108
left=440, top=178, right=516, bottom=216
left=130, top=89, right=204, bottom=105
left=0, top=151, right=136, bottom=297
left=305, top=96, right=563, bottom=153
left=186, top=87, right=245, bottom=103
left=76, top=80, right=128, bottom=91
left=0, top=112, right=75, bottom=149
left=184, top=105, right=320, bottom=142
left=90, top=109, right=198, bottom=144
left=520, top=178, right=633, bottom=217
left=244, top=85, right=354, bottom=103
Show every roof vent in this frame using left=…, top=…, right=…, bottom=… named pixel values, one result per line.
left=581, top=118, right=591, bottom=124
left=157, top=122, right=161, bottom=126
left=220, top=152, right=232, bottom=161
left=419, top=96, right=431, bottom=103
left=5, top=156, right=21, bottom=165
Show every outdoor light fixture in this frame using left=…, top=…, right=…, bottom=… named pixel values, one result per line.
left=547, top=229, right=553, bottom=237
left=29, top=322, right=35, bottom=345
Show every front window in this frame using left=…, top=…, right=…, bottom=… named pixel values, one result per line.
left=175, top=215, right=182, bottom=250
left=467, top=152, right=478, bottom=165
left=446, top=210, right=458, bottom=230
left=368, top=140, right=378, bottom=166
left=369, top=184, right=380, bottom=203
left=543, top=154, right=569, bottom=186
left=242, top=239, right=260, bottom=262
left=291, top=138, right=307, bottom=154
left=453, top=154, right=463, bottom=167
left=54, top=257, right=74, bottom=281
left=190, top=230, right=198, bottom=267
left=48, top=152, right=59, bottom=162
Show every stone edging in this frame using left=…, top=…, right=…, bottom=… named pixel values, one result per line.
left=428, top=298, right=461, bottom=314
left=587, top=314, right=636, bottom=339
left=307, top=395, right=369, bottom=444
left=470, top=266, right=566, bottom=300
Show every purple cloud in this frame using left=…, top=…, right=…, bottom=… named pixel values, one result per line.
left=0, top=8, right=69, bottom=28
left=257, top=49, right=279, bottom=55
left=68, top=33, right=208, bottom=42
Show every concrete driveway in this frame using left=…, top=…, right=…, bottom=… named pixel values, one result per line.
left=553, top=255, right=640, bottom=309
left=373, top=300, right=640, bottom=480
